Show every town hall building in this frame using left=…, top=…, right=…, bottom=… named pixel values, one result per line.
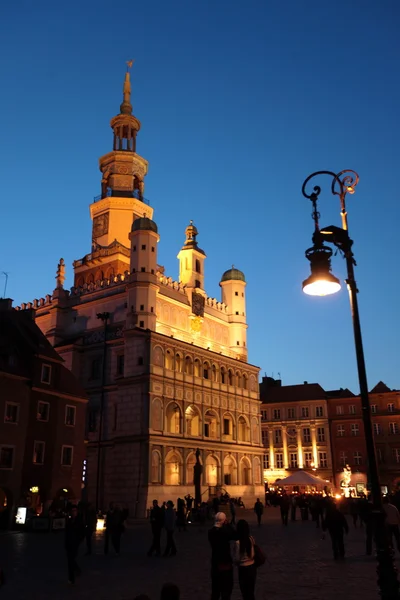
left=17, top=67, right=264, bottom=516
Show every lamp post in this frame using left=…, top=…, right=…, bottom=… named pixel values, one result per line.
left=301, top=170, right=399, bottom=599
left=95, top=311, right=109, bottom=512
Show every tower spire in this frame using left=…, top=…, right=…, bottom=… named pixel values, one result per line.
left=120, top=60, right=134, bottom=115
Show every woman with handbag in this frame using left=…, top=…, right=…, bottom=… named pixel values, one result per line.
left=232, top=519, right=257, bottom=600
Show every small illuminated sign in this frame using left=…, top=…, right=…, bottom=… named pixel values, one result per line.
left=16, top=507, right=27, bottom=525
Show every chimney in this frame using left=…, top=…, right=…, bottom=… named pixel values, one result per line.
left=0, top=298, right=13, bottom=311
left=304, top=381, right=308, bottom=385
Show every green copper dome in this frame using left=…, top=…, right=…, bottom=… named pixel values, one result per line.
left=220, top=268, right=245, bottom=283
left=131, top=217, right=158, bottom=234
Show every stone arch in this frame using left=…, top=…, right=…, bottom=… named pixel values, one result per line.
left=242, top=373, right=248, bottom=390
left=94, top=270, right=104, bottom=282
left=153, top=345, right=164, bottom=367
left=165, top=402, right=182, bottom=434
left=228, top=369, right=234, bottom=386
left=203, top=360, right=211, bottom=380
left=251, top=417, right=260, bottom=444
left=76, top=276, right=84, bottom=288
left=211, top=364, right=219, bottom=382
left=151, top=398, right=163, bottom=431
left=185, top=404, right=201, bottom=436
left=151, top=449, right=162, bottom=483
left=235, top=370, right=242, bottom=387
left=194, top=358, right=202, bottom=377
left=223, top=454, right=237, bottom=486
left=249, top=374, right=257, bottom=392
left=204, top=409, right=219, bottom=439
left=184, top=355, right=193, bottom=375
left=186, top=451, right=197, bottom=485
left=253, top=456, right=262, bottom=484
left=205, top=453, right=219, bottom=486
left=175, top=352, right=183, bottom=373
left=105, top=267, right=115, bottom=281
left=239, top=456, right=252, bottom=485
left=165, top=450, right=183, bottom=485
left=86, top=273, right=94, bottom=284
left=165, top=349, right=174, bottom=370
left=238, top=415, right=251, bottom=443
left=220, top=366, right=226, bottom=384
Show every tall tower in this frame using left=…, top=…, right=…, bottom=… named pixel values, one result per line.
left=220, top=267, right=248, bottom=359
left=177, top=221, right=206, bottom=289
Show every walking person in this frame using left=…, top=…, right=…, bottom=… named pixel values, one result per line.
left=84, top=502, right=97, bottom=555
left=383, top=495, right=400, bottom=552
left=163, top=501, right=177, bottom=557
left=322, top=501, right=349, bottom=560
left=229, top=498, right=236, bottom=525
left=104, top=502, right=124, bottom=555
left=290, top=495, right=297, bottom=521
left=185, top=494, right=194, bottom=523
left=148, top=499, right=164, bottom=557
left=232, top=519, right=257, bottom=600
left=65, top=505, right=85, bottom=585
left=208, top=512, right=235, bottom=600
left=280, top=492, right=290, bottom=526
left=176, top=497, right=186, bottom=532
left=253, top=498, right=264, bottom=526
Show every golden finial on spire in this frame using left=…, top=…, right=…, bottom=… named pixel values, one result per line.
left=126, top=59, right=134, bottom=71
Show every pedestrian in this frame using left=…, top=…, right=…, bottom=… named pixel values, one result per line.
left=383, top=496, right=400, bottom=552
left=65, top=504, right=85, bottom=585
left=290, top=495, right=297, bottom=521
left=359, top=496, right=373, bottom=555
left=280, top=492, right=290, bottom=526
left=148, top=499, right=164, bottom=557
left=104, top=502, right=124, bottom=555
left=84, top=502, right=97, bottom=555
left=232, top=519, right=256, bottom=600
left=161, top=582, right=180, bottom=599
left=253, top=498, right=263, bottom=526
left=229, top=498, right=236, bottom=525
left=163, top=501, right=177, bottom=557
left=185, top=494, right=194, bottom=523
left=176, top=497, right=186, bottom=532
left=322, top=501, right=349, bottom=559
left=208, top=512, right=235, bottom=600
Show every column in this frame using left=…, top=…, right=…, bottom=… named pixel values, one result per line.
left=268, top=428, right=275, bottom=469
left=311, top=426, right=318, bottom=467
left=283, top=427, right=289, bottom=469
left=297, top=427, right=304, bottom=468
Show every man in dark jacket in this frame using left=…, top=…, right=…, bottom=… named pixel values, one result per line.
left=208, top=512, right=235, bottom=600
left=65, top=505, right=85, bottom=584
left=148, top=499, right=164, bottom=557
left=163, top=501, right=177, bottom=557
left=104, top=502, right=124, bottom=555
left=323, top=501, right=349, bottom=559
left=254, top=498, right=264, bottom=526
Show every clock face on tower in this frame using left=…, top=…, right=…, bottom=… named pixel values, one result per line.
left=192, top=293, right=205, bottom=317
left=93, top=212, right=109, bottom=239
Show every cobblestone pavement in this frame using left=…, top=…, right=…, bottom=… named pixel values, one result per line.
left=0, top=508, right=398, bottom=600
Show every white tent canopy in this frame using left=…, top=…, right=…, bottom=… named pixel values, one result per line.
left=276, top=470, right=329, bottom=487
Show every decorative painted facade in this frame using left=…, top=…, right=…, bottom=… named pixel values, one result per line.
left=16, top=67, right=264, bottom=516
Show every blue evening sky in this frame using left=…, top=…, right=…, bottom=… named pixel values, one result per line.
left=1, top=0, right=399, bottom=392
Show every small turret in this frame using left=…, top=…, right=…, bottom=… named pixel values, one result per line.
left=177, top=221, right=206, bottom=289
left=220, top=266, right=247, bottom=359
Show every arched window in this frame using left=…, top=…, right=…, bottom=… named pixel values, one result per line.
left=203, top=361, right=210, bottom=380
left=204, top=410, right=219, bottom=439
left=211, top=364, right=219, bottom=382
left=220, top=367, right=226, bottom=384
left=186, top=452, right=197, bottom=485
left=242, top=374, right=248, bottom=390
left=165, top=403, right=181, bottom=434
left=94, top=270, right=104, bottom=282
left=175, top=353, right=182, bottom=373
left=185, top=405, right=201, bottom=436
left=206, top=454, right=218, bottom=486
left=105, top=267, right=114, bottom=281
left=151, top=450, right=162, bottom=483
left=236, top=371, right=241, bottom=387
left=87, top=273, right=94, bottom=284
left=222, top=413, right=234, bottom=440
left=76, top=276, right=84, bottom=287
left=165, top=350, right=174, bottom=370
left=253, top=456, right=262, bottom=484
left=240, top=457, right=252, bottom=485
left=165, top=451, right=181, bottom=485
left=238, top=415, right=250, bottom=443
left=251, top=418, right=260, bottom=444
left=151, top=398, right=163, bottom=431
left=194, top=358, right=201, bottom=378
left=223, top=455, right=237, bottom=485
left=228, top=369, right=233, bottom=386
left=185, top=356, right=193, bottom=375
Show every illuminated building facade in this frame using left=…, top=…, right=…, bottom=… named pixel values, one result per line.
left=17, top=69, right=264, bottom=515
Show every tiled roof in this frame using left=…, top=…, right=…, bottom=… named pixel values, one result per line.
left=370, top=381, right=397, bottom=394
left=260, top=383, right=326, bottom=404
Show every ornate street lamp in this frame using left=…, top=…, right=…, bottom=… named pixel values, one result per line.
left=302, top=170, right=399, bottom=599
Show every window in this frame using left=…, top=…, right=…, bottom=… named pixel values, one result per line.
left=223, top=418, right=230, bottom=435
left=374, top=423, right=381, bottom=436
left=37, top=401, right=50, bottom=422
left=304, top=452, right=313, bottom=468
left=151, top=451, right=161, bottom=483
left=261, top=410, right=267, bottom=421
left=275, top=453, right=283, bottom=469
left=33, top=441, right=45, bottom=464
left=353, top=451, right=362, bottom=466
left=141, top=267, right=145, bottom=272
left=303, top=428, right=311, bottom=443
left=4, top=402, right=19, bottom=424
left=133, top=245, right=136, bottom=251
left=141, top=244, right=146, bottom=250
left=151, top=247, right=155, bottom=253
left=235, top=291, right=238, bottom=296
left=195, top=259, right=201, bottom=274
left=290, top=453, right=298, bottom=468
left=41, top=364, right=51, bottom=384
left=273, top=409, right=281, bottom=420
left=351, top=424, right=359, bottom=436
left=371, top=405, right=377, bottom=414
left=301, top=407, right=309, bottom=418
left=263, top=453, right=270, bottom=469
left=88, top=409, right=98, bottom=432
left=61, top=446, right=73, bottom=466
left=377, top=448, right=384, bottom=464
left=393, top=449, right=400, bottom=464
left=236, top=341, right=240, bottom=346
left=91, top=357, right=102, bottom=380
left=117, top=354, right=125, bottom=375
left=349, top=405, right=356, bottom=414
left=336, top=405, right=343, bottom=415
left=388, top=403, right=395, bottom=413
left=65, top=405, right=76, bottom=427
left=0, top=447, right=14, bottom=469
left=389, top=422, right=399, bottom=435
left=274, top=429, right=282, bottom=444
left=319, top=452, right=327, bottom=468
left=316, top=406, right=323, bottom=417
left=195, top=279, right=201, bottom=288
left=139, top=320, right=144, bottom=328
left=317, top=427, right=325, bottom=442
left=287, top=408, right=296, bottom=419
left=261, top=430, right=268, bottom=446
left=339, top=451, right=347, bottom=466
left=203, top=363, right=209, bottom=379
left=337, top=425, right=345, bottom=437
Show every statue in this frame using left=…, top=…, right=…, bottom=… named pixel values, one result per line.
left=55, top=258, right=65, bottom=289
left=193, top=448, right=203, bottom=508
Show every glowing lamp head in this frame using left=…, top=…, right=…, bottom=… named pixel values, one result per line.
left=346, top=185, right=355, bottom=195
left=303, top=244, right=341, bottom=297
